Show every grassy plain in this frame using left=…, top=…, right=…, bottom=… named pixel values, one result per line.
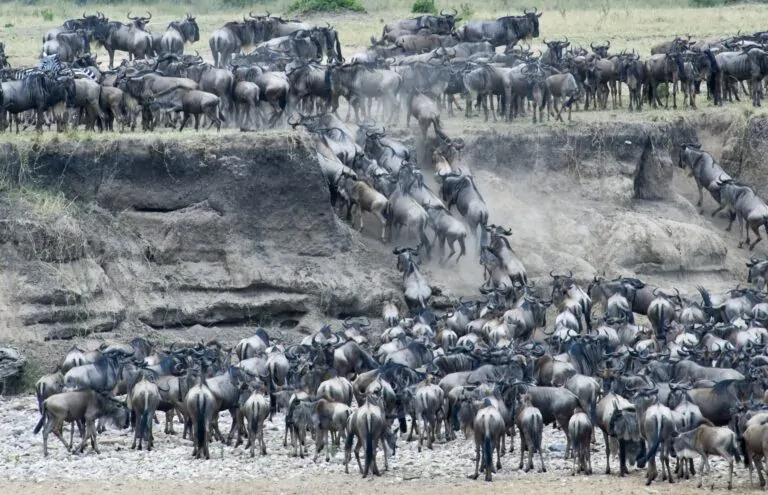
left=0, top=0, right=766, bottom=141
left=1, top=0, right=767, bottom=67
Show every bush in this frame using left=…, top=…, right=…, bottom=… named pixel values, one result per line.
left=411, top=0, right=437, bottom=13
left=286, top=0, right=366, bottom=14
left=40, top=8, right=54, bottom=21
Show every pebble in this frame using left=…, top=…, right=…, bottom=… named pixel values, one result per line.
left=0, top=394, right=747, bottom=485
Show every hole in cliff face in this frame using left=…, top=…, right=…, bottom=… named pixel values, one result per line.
left=279, top=318, right=300, bottom=329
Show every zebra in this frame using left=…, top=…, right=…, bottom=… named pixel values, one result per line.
left=38, top=53, right=63, bottom=73
left=1, top=67, right=38, bottom=81
left=70, top=67, right=99, bottom=83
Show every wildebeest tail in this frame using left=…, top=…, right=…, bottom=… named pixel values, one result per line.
left=644, top=416, right=663, bottom=463
left=589, top=395, right=598, bottom=427
left=334, top=35, right=343, bottom=64
left=250, top=405, right=260, bottom=437
left=36, top=384, right=45, bottom=414
left=195, top=394, right=206, bottom=451
left=531, top=415, right=542, bottom=453
left=269, top=377, right=277, bottom=417
left=740, top=434, right=748, bottom=467
left=344, top=425, right=355, bottom=451
left=364, top=414, right=374, bottom=475
left=139, top=408, right=150, bottom=443
left=483, top=418, right=493, bottom=476
left=33, top=409, right=46, bottom=434
left=730, top=433, right=743, bottom=466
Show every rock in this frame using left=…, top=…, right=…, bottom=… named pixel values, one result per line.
left=0, top=347, right=26, bottom=393
left=402, top=470, right=422, bottom=480
left=594, top=213, right=728, bottom=274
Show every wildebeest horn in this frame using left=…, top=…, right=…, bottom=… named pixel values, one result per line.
left=144, top=11, right=152, bottom=20
left=605, top=40, right=610, bottom=48
left=549, top=270, right=557, bottom=278
left=127, top=11, right=138, bottom=20
left=590, top=42, right=596, bottom=50
left=652, top=287, right=660, bottom=297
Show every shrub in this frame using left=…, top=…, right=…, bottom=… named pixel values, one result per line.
left=286, top=0, right=366, bottom=14
left=411, top=0, right=437, bottom=14
left=40, top=8, right=54, bottom=22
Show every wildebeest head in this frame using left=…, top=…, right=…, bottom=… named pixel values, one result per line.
left=746, top=257, right=768, bottom=290
left=522, top=7, right=543, bottom=38
left=543, top=37, right=569, bottom=66
left=317, top=24, right=343, bottom=63
left=590, top=40, right=610, bottom=59
left=173, top=14, right=200, bottom=43
left=676, top=142, right=702, bottom=171
left=437, top=9, right=459, bottom=33
left=393, top=246, right=420, bottom=273
left=549, top=270, right=574, bottom=305
left=126, top=11, right=152, bottom=31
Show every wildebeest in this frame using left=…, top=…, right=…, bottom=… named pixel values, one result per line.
left=98, top=12, right=155, bottom=69
left=160, top=14, right=200, bottom=55
left=209, top=17, right=264, bottom=68
left=677, top=143, right=731, bottom=215
left=457, top=10, right=542, bottom=48
left=714, top=177, right=768, bottom=250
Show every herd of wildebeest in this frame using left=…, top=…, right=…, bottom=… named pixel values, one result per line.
left=21, top=4, right=768, bottom=491
left=0, top=6, right=767, bottom=133
left=29, top=117, right=768, bottom=489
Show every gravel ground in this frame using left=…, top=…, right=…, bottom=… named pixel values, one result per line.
left=1, top=394, right=761, bottom=494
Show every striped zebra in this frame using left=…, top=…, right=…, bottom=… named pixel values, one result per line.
left=1, top=67, right=39, bottom=81
left=70, top=67, right=99, bottom=82
left=38, top=53, right=63, bottom=73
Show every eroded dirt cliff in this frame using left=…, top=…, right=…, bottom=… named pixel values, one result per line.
left=1, top=110, right=766, bottom=390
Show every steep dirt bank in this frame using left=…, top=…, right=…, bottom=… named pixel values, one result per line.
left=0, top=133, right=401, bottom=387
left=1, top=110, right=766, bottom=391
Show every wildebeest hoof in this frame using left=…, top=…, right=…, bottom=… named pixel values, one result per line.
left=468, top=474, right=478, bottom=479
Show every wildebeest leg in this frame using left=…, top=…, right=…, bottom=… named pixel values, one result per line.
left=737, top=214, right=747, bottom=248
left=179, top=112, right=190, bottom=132
left=749, top=220, right=764, bottom=250
left=469, top=437, right=481, bottom=479
left=194, top=114, right=202, bottom=131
